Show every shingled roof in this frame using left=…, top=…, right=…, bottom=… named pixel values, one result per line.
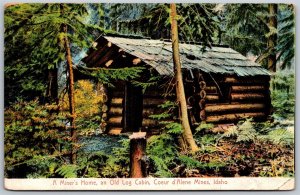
left=88, top=36, right=270, bottom=77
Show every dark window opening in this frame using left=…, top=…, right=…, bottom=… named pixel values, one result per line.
left=124, top=82, right=143, bottom=132
left=218, top=83, right=231, bottom=103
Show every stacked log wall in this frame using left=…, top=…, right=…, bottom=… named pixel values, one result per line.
left=106, top=86, right=125, bottom=135
left=202, top=75, right=271, bottom=123
left=141, top=88, right=173, bottom=135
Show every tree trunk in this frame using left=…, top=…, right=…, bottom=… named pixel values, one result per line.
left=60, top=4, right=76, bottom=164
left=46, top=68, right=58, bottom=104
left=268, top=4, right=278, bottom=72
left=170, top=3, right=199, bottom=152
left=129, top=132, right=148, bottom=178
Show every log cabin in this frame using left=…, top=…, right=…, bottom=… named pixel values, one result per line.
left=80, top=35, right=271, bottom=135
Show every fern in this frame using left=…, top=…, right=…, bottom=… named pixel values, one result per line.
left=195, top=122, right=214, bottom=134
left=219, top=125, right=238, bottom=140
left=165, top=122, right=182, bottom=134
left=218, top=118, right=257, bottom=143
left=147, top=134, right=178, bottom=177
left=236, top=119, right=257, bottom=142
left=178, top=155, right=203, bottom=169
left=149, top=113, right=171, bottom=120
left=265, top=129, right=294, bottom=146
left=56, top=164, right=78, bottom=178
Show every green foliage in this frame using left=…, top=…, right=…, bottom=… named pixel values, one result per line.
left=56, top=165, right=78, bottom=178
left=221, top=4, right=295, bottom=70
left=219, top=118, right=257, bottom=143
left=132, top=76, right=161, bottom=93
left=4, top=100, right=70, bottom=178
left=111, top=3, right=219, bottom=46
left=277, top=5, right=295, bottom=69
left=147, top=134, right=178, bottom=177
left=78, top=66, right=145, bottom=87
left=61, top=80, right=103, bottom=136
left=100, top=139, right=130, bottom=178
left=147, top=100, right=181, bottom=177
left=271, top=72, right=295, bottom=119
left=4, top=3, right=104, bottom=105
left=178, top=155, right=202, bottom=169
left=195, top=122, right=214, bottom=133
left=236, top=119, right=257, bottom=142
left=222, top=4, right=268, bottom=56
left=259, top=129, right=294, bottom=147
left=164, top=122, right=183, bottom=135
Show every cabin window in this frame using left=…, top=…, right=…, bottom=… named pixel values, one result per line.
left=124, top=82, right=143, bottom=132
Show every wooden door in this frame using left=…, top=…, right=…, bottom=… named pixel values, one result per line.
left=124, top=82, right=143, bottom=132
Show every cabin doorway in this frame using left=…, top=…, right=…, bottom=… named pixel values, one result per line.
left=124, top=82, right=143, bottom=132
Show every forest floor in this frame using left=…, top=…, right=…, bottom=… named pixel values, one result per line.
left=79, top=117, right=294, bottom=178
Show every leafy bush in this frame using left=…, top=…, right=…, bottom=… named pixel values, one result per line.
left=61, top=80, right=104, bottom=136
left=218, top=118, right=257, bottom=143
left=271, top=72, right=295, bottom=119
left=4, top=100, right=70, bottom=178
left=147, top=101, right=182, bottom=177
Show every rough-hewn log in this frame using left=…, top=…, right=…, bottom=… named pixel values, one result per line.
left=129, top=132, right=147, bottom=178
left=143, top=98, right=165, bottom=106
left=105, top=59, right=114, bottom=67
left=110, top=91, right=124, bottom=97
left=231, top=86, right=267, bottom=92
left=199, top=81, right=206, bottom=89
left=84, top=44, right=108, bottom=64
left=143, top=89, right=171, bottom=97
left=94, top=45, right=118, bottom=67
left=108, top=116, right=122, bottom=126
left=142, top=119, right=159, bottom=127
left=133, top=58, right=142, bottom=65
left=109, top=108, right=159, bottom=117
left=205, top=103, right=265, bottom=113
left=108, top=127, right=122, bottom=135
left=224, top=77, right=270, bottom=84
left=231, top=93, right=265, bottom=101
left=111, top=98, right=123, bottom=106
left=199, top=99, right=206, bottom=109
left=205, top=86, right=217, bottom=93
left=206, top=95, right=219, bottom=102
left=200, top=110, right=206, bottom=120
left=142, top=108, right=157, bottom=116
left=200, top=90, right=206, bottom=99
left=102, top=113, right=108, bottom=120
left=108, top=107, right=123, bottom=116
left=187, top=96, right=195, bottom=105
left=102, top=105, right=108, bottom=112
left=206, top=112, right=266, bottom=123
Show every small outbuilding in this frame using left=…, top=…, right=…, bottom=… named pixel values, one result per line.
left=81, top=35, right=271, bottom=135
